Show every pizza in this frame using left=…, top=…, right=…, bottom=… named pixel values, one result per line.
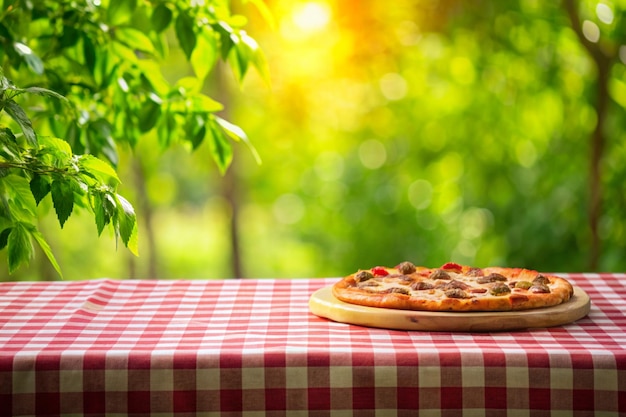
left=332, top=262, right=574, bottom=312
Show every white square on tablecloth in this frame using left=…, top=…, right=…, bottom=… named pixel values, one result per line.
left=150, top=368, right=173, bottom=391
left=241, top=367, right=265, bottom=389
left=196, top=368, right=220, bottom=389
left=59, top=369, right=83, bottom=392
left=595, top=368, right=618, bottom=391
left=12, top=371, right=35, bottom=394
left=329, top=366, right=352, bottom=388
left=506, top=367, right=529, bottom=388
left=105, top=369, right=128, bottom=392
left=461, top=366, right=485, bottom=388
left=418, top=366, right=441, bottom=388
left=549, top=368, right=573, bottom=389
left=374, top=366, right=397, bottom=388
left=285, top=366, right=308, bottom=389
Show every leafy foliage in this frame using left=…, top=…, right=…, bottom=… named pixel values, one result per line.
left=226, top=0, right=626, bottom=277
left=0, top=0, right=268, bottom=276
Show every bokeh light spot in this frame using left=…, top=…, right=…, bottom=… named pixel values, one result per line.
left=379, top=73, right=408, bottom=101
left=358, top=139, right=387, bottom=169
left=273, top=193, right=305, bottom=224
left=596, top=3, right=614, bottom=24
left=582, top=20, right=600, bottom=43
left=515, top=140, right=538, bottom=168
left=408, top=179, right=433, bottom=210
left=314, top=151, right=344, bottom=181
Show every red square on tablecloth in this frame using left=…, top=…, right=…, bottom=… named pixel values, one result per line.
left=307, top=387, right=331, bottom=409
left=127, top=391, right=151, bottom=413
left=440, top=386, right=463, bottom=409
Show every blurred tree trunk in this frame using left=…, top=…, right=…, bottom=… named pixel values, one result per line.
left=214, top=65, right=244, bottom=279
left=223, top=155, right=244, bottom=278
left=563, top=0, right=614, bottom=271
left=132, top=155, right=158, bottom=279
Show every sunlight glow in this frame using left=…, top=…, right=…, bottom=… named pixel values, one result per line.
left=292, top=2, right=331, bottom=33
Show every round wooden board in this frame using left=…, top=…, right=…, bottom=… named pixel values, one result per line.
left=309, top=285, right=591, bottom=332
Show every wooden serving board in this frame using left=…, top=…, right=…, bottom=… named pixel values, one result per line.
left=309, top=285, right=591, bottom=332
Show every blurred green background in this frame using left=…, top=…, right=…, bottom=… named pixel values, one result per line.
left=4, top=0, right=626, bottom=280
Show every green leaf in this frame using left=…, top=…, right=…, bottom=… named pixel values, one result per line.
left=151, top=3, right=173, bottom=33
left=215, top=116, right=261, bottom=164
left=65, top=121, right=84, bottom=155
left=190, top=27, right=218, bottom=81
left=157, top=111, right=176, bottom=148
left=51, top=179, right=74, bottom=228
left=3, top=100, right=37, bottom=147
left=93, top=192, right=106, bottom=235
left=7, top=222, right=33, bottom=274
left=3, top=174, right=37, bottom=220
left=86, top=119, right=118, bottom=166
left=207, top=120, right=233, bottom=174
left=21, top=86, right=67, bottom=102
left=0, top=227, right=11, bottom=250
left=186, top=114, right=206, bottom=150
left=30, top=227, right=63, bottom=278
left=114, top=27, right=155, bottom=55
left=30, top=174, right=51, bottom=205
left=60, top=25, right=79, bottom=48
left=78, top=154, right=120, bottom=184
left=136, top=60, right=170, bottom=95
left=0, top=127, right=20, bottom=160
left=13, top=42, right=44, bottom=75
left=83, top=34, right=97, bottom=75
left=251, top=44, right=271, bottom=88
left=138, top=97, right=161, bottom=133
left=115, top=194, right=138, bottom=255
left=93, top=190, right=116, bottom=235
left=228, top=33, right=250, bottom=82
left=39, top=136, right=73, bottom=160
left=189, top=93, right=224, bottom=113
left=175, top=12, right=196, bottom=60
left=215, top=21, right=235, bottom=60
left=107, top=0, right=137, bottom=26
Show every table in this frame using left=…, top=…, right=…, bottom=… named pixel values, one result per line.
left=0, top=274, right=624, bottom=416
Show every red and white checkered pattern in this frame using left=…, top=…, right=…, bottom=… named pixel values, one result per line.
left=1, top=274, right=625, bottom=416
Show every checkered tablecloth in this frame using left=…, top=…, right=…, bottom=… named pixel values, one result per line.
left=0, top=274, right=625, bottom=416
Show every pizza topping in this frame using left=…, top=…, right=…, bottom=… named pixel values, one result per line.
left=466, top=267, right=484, bottom=277
left=410, top=281, right=434, bottom=291
left=477, top=273, right=507, bottom=284
left=490, top=282, right=512, bottom=296
left=444, top=288, right=469, bottom=298
left=530, top=284, right=550, bottom=294
left=357, top=280, right=380, bottom=288
left=515, top=281, right=533, bottom=290
left=429, top=269, right=451, bottom=280
left=388, top=274, right=413, bottom=283
left=396, top=261, right=416, bottom=274
left=355, top=271, right=374, bottom=282
left=371, top=267, right=389, bottom=277
left=441, top=262, right=463, bottom=272
left=533, top=275, right=550, bottom=285
left=382, top=287, right=411, bottom=295
left=440, top=280, right=470, bottom=290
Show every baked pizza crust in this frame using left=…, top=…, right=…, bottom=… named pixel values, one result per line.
left=332, top=263, right=574, bottom=312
